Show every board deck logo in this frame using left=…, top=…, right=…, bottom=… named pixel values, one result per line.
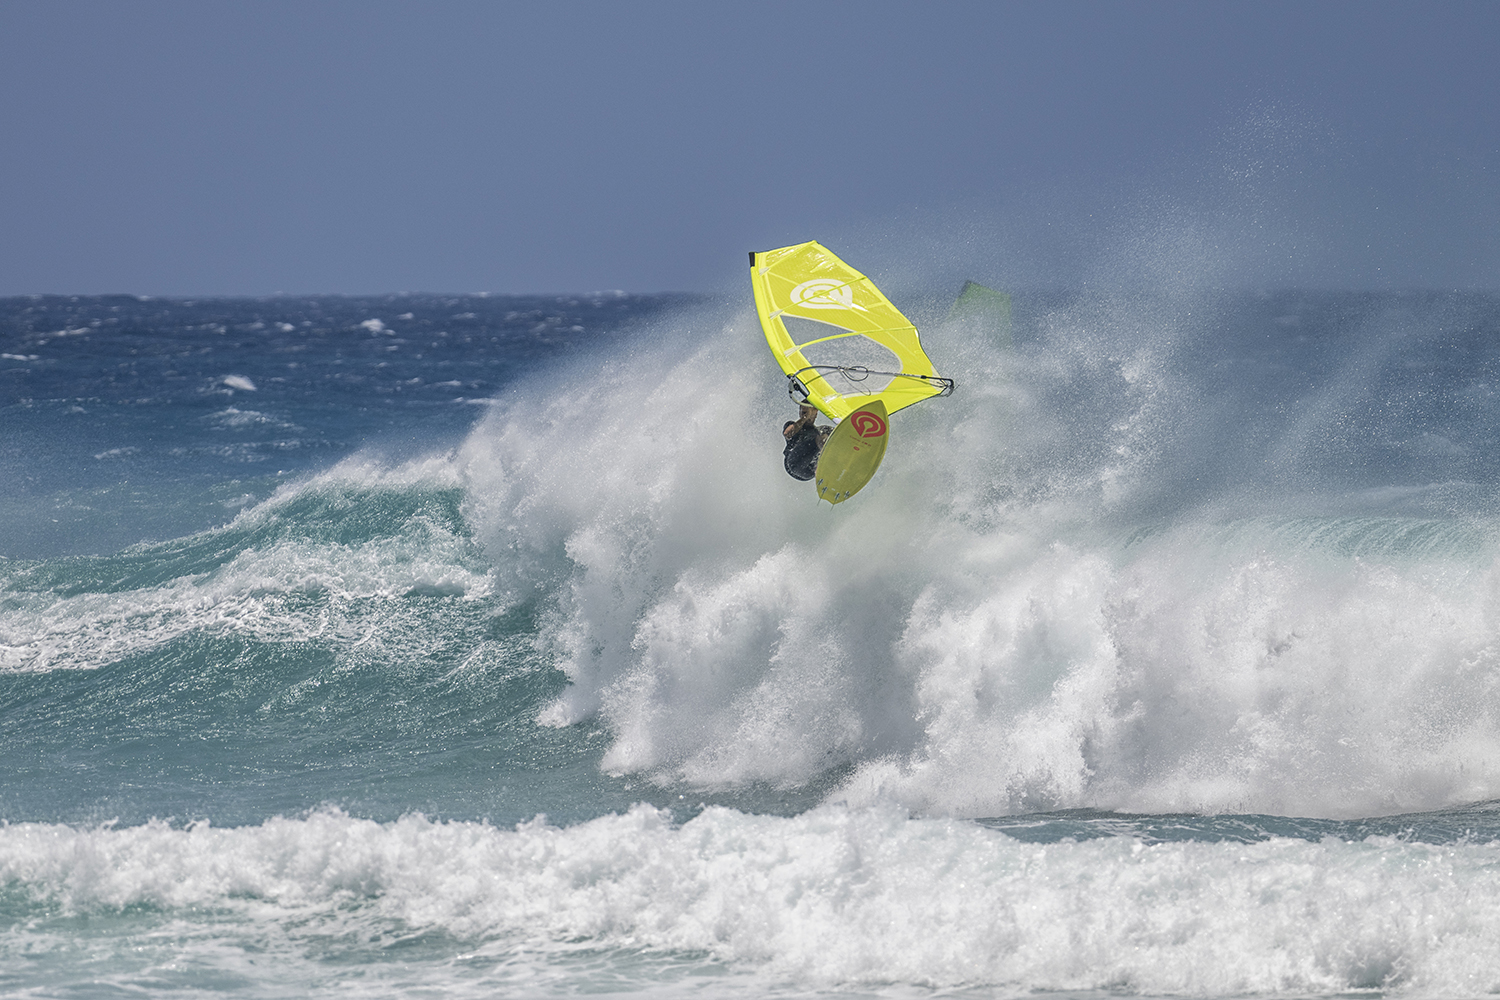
left=850, top=410, right=887, bottom=438
left=789, top=278, right=865, bottom=312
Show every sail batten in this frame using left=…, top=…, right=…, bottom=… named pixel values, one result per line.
left=751, top=241, right=952, bottom=421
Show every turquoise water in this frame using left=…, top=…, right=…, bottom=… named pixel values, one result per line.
left=7, top=291, right=1500, bottom=997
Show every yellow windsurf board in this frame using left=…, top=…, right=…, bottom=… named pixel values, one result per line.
left=814, top=399, right=889, bottom=504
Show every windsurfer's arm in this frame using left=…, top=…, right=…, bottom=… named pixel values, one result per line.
left=784, top=405, right=819, bottom=439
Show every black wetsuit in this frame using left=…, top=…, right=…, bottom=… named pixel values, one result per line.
left=783, top=424, right=823, bottom=480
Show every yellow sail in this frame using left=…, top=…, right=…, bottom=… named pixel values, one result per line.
left=750, top=241, right=953, bottom=422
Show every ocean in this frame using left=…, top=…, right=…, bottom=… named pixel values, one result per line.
left=5, top=287, right=1500, bottom=998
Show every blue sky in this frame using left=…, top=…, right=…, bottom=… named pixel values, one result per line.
left=2, top=0, right=1497, bottom=295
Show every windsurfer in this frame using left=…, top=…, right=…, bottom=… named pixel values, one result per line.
left=782, top=403, right=831, bottom=480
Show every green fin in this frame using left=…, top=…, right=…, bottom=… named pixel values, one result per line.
left=946, top=280, right=1012, bottom=348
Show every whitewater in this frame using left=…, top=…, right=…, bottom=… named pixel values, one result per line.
left=5, top=287, right=1500, bottom=997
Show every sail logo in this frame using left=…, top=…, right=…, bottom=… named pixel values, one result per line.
left=790, top=278, right=864, bottom=311
left=850, top=410, right=887, bottom=438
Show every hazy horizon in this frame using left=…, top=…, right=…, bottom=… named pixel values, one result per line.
left=3, top=0, right=1498, bottom=297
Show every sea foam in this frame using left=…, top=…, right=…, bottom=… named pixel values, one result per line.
left=4, top=806, right=1500, bottom=996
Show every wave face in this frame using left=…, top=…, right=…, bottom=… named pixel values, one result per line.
left=6, top=290, right=1500, bottom=997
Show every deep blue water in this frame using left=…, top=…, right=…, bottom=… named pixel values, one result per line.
left=1, top=293, right=699, bottom=558
left=6, top=289, right=1500, bottom=998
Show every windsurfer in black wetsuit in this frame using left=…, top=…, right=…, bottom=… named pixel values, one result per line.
left=782, top=403, right=832, bottom=480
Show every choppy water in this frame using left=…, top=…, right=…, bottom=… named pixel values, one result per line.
left=6, top=288, right=1500, bottom=997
